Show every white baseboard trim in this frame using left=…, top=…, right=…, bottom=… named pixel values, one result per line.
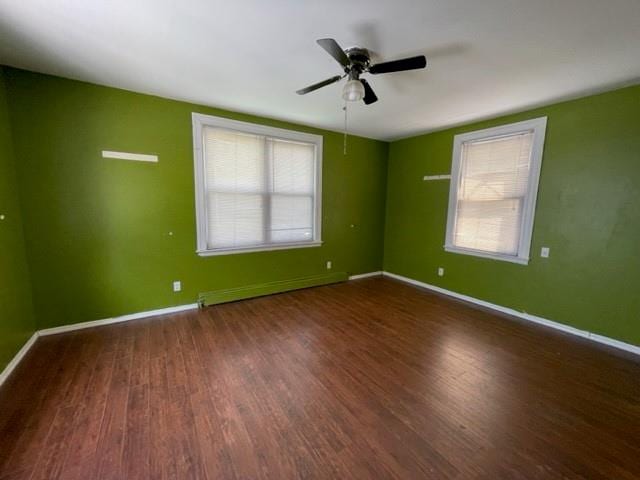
left=382, top=271, right=640, bottom=357
left=1, top=303, right=199, bottom=389
left=0, top=332, right=39, bottom=389
left=1, top=275, right=376, bottom=384
left=4, top=274, right=638, bottom=389
left=349, top=271, right=383, bottom=280
left=2, top=272, right=389, bottom=387
left=38, top=303, right=199, bottom=337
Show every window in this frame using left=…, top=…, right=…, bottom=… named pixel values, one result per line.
left=445, top=117, right=547, bottom=264
left=192, top=113, right=322, bottom=256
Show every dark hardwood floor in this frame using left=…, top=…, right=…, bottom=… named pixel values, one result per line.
left=1, top=277, right=639, bottom=479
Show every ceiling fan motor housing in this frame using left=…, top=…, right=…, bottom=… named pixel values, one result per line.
left=344, top=47, right=371, bottom=77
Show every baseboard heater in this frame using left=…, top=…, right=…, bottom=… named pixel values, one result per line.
left=198, top=272, right=348, bottom=306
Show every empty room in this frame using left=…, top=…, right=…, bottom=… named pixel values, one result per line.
left=1, top=0, right=639, bottom=478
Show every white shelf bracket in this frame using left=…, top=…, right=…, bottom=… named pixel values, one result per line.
left=423, top=174, right=451, bottom=181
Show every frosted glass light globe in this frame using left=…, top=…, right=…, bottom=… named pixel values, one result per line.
left=342, top=79, right=364, bottom=102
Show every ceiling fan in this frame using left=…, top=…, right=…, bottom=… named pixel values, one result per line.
left=296, top=38, right=427, bottom=105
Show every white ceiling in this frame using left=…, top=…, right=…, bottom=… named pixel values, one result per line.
left=1, top=0, right=639, bottom=141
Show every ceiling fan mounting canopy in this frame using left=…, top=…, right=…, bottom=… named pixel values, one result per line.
left=296, top=38, right=427, bottom=105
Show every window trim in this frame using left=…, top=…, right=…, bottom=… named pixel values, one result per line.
left=444, top=117, right=547, bottom=265
left=192, top=112, right=323, bottom=257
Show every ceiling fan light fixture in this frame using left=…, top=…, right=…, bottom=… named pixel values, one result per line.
left=297, top=38, right=427, bottom=105
left=342, top=79, right=364, bottom=102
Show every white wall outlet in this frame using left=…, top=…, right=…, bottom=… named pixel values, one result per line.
left=438, top=267, right=444, bottom=277
left=540, top=247, right=550, bottom=258
left=326, top=261, right=332, bottom=270
left=173, top=281, right=182, bottom=292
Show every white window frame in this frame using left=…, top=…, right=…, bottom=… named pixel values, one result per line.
left=444, top=117, right=547, bottom=265
left=192, top=112, right=323, bottom=256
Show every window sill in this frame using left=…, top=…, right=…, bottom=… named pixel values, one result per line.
left=197, top=241, right=323, bottom=257
left=444, top=245, right=529, bottom=265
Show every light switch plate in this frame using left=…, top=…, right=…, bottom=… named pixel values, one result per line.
left=540, top=247, right=550, bottom=258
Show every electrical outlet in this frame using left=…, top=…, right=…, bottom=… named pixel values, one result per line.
left=540, top=247, right=550, bottom=258
left=326, top=261, right=332, bottom=270
left=173, top=281, right=182, bottom=292
left=438, top=267, right=444, bottom=277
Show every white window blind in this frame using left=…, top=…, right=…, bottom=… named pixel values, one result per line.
left=193, top=114, right=322, bottom=256
left=445, top=118, right=546, bottom=264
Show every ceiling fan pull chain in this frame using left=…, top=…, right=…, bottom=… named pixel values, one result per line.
left=343, top=100, right=348, bottom=155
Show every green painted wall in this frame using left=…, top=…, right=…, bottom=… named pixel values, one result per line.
left=4, top=68, right=388, bottom=329
left=384, top=85, right=640, bottom=345
left=0, top=68, right=36, bottom=369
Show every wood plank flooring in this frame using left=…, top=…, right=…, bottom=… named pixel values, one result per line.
left=1, top=277, right=639, bottom=479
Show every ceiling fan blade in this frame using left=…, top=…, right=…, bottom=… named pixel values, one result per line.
left=360, top=79, right=378, bottom=105
left=316, top=38, right=350, bottom=69
left=296, top=75, right=343, bottom=95
left=369, top=55, right=427, bottom=75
